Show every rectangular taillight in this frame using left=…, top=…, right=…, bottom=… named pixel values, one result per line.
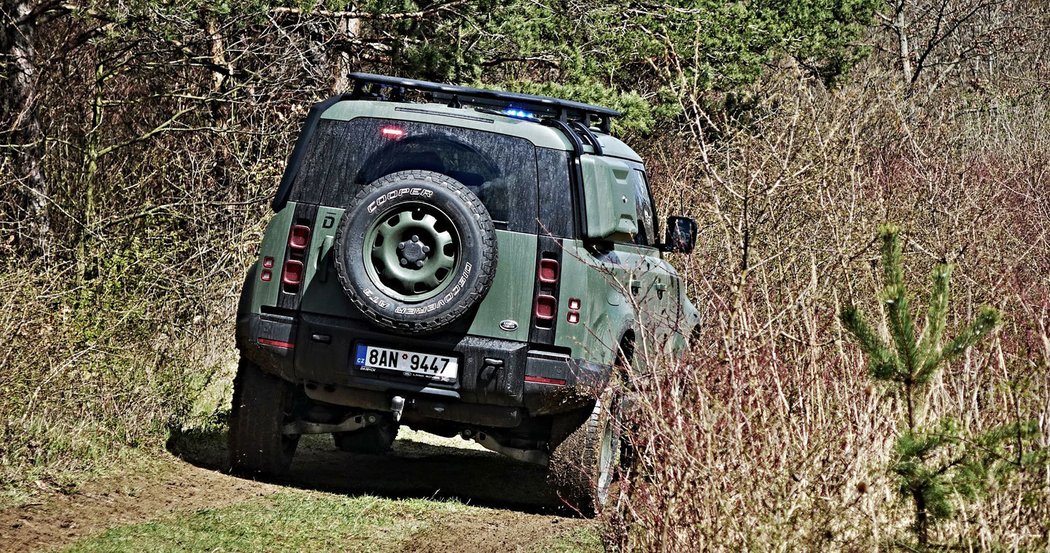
left=535, top=294, right=557, bottom=321
left=282, top=260, right=304, bottom=287
left=289, top=225, right=311, bottom=250
left=538, top=259, right=559, bottom=283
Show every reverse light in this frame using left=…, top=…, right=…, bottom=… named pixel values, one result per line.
left=263, top=256, right=275, bottom=268
left=260, top=269, right=272, bottom=282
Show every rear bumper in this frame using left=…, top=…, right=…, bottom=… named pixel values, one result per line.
left=236, top=311, right=606, bottom=424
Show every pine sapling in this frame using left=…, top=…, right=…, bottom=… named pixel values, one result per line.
left=840, top=224, right=1002, bottom=548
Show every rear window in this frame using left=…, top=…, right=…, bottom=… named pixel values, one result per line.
left=289, top=117, right=542, bottom=233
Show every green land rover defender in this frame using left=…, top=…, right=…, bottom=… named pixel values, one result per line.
left=231, top=73, right=700, bottom=510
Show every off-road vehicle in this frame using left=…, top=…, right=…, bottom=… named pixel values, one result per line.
left=231, top=73, right=700, bottom=510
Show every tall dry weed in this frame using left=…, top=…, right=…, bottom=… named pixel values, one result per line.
left=609, top=64, right=1050, bottom=550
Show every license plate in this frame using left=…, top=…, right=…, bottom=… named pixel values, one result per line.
left=354, top=344, right=459, bottom=384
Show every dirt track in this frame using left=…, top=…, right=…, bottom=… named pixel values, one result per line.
left=0, top=430, right=592, bottom=552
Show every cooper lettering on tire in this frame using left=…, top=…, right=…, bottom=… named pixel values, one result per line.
left=334, top=170, right=498, bottom=334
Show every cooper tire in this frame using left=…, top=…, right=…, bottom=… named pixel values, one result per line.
left=228, top=357, right=300, bottom=477
left=334, top=170, right=498, bottom=334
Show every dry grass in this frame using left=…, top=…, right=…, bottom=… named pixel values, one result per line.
left=605, top=65, right=1050, bottom=550
left=1, top=37, right=1047, bottom=550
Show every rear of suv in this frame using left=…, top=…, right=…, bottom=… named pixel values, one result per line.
left=230, top=73, right=700, bottom=511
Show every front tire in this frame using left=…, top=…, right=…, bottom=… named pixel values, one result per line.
left=228, top=357, right=300, bottom=477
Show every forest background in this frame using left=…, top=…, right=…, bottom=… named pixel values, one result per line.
left=2, top=0, right=1048, bottom=549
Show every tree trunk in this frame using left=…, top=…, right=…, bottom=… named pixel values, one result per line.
left=913, top=487, right=929, bottom=546
left=1, top=0, right=52, bottom=258
left=331, top=16, right=360, bottom=93
left=894, top=0, right=914, bottom=85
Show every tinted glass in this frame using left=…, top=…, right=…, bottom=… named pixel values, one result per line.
left=536, top=148, right=574, bottom=238
left=628, top=169, right=656, bottom=246
left=290, top=118, right=540, bottom=233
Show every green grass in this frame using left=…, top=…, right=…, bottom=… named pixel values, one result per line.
left=531, top=525, right=602, bottom=552
left=63, top=492, right=465, bottom=553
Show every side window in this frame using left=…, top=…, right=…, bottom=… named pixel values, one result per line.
left=536, top=148, right=574, bottom=238
left=628, top=169, right=656, bottom=246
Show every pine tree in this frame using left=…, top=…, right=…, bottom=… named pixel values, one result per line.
left=840, top=224, right=1001, bottom=547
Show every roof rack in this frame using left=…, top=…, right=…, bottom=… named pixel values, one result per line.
left=347, top=72, right=620, bottom=134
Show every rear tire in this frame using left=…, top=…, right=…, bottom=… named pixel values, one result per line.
left=228, top=357, right=300, bottom=477
left=333, top=418, right=399, bottom=454
left=547, top=385, right=622, bottom=513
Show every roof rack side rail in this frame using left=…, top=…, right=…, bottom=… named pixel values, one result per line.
left=346, top=72, right=621, bottom=130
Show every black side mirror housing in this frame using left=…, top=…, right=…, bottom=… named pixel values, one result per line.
left=662, top=216, right=697, bottom=254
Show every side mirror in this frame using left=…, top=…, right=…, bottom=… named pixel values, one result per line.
left=662, top=216, right=697, bottom=254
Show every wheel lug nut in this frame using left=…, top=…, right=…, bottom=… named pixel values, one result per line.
left=398, top=242, right=405, bottom=250
left=415, top=260, right=424, bottom=268
left=411, top=235, right=419, bottom=242
left=400, top=258, right=408, bottom=266
left=421, top=245, right=430, bottom=254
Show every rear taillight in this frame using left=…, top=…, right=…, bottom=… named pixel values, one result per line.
left=533, top=254, right=560, bottom=329
left=538, top=259, right=559, bottom=283
left=281, top=222, right=312, bottom=294
left=535, top=294, right=557, bottom=321
left=289, top=225, right=311, bottom=250
left=282, top=260, right=304, bottom=287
